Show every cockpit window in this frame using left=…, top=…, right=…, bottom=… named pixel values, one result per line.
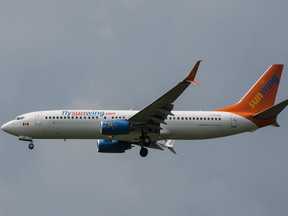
left=16, top=116, right=25, bottom=120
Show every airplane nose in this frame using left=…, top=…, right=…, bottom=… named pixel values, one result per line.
left=1, top=123, right=8, bottom=132
left=1, top=122, right=12, bottom=133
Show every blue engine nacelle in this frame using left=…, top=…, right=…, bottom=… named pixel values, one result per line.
left=100, top=120, right=130, bottom=135
left=97, top=139, right=132, bottom=153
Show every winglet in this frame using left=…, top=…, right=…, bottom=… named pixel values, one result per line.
left=185, top=60, right=202, bottom=85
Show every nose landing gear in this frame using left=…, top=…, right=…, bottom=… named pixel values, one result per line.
left=19, top=136, right=34, bottom=150
left=28, top=142, right=34, bottom=150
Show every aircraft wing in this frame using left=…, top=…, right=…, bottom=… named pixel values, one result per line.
left=129, top=60, right=201, bottom=133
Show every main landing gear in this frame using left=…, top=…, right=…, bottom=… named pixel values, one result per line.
left=140, top=147, right=148, bottom=157
left=139, top=134, right=151, bottom=157
left=142, top=136, right=151, bottom=147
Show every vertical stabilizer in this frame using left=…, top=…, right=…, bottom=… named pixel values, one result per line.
left=217, top=64, right=283, bottom=114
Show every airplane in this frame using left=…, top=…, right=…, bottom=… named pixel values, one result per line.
left=2, top=61, right=288, bottom=157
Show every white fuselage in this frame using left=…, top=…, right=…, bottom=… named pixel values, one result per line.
left=2, top=110, right=258, bottom=142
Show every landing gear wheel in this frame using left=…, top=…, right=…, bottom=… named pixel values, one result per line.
left=140, top=147, right=148, bottom=157
left=28, top=143, right=34, bottom=150
left=142, top=136, right=151, bottom=147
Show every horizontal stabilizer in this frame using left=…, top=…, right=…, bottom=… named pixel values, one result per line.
left=148, top=142, right=164, bottom=151
left=165, top=139, right=176, bottom=154
left=158, top=139, right=176, bottom=154
left=253, top=99, right=288, bottom=120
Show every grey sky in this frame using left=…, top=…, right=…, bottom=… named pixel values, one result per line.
left=1, top=0, right=288, bottom=215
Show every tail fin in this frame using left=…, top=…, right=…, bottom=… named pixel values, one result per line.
left=218, top=64, right=284, bottom=114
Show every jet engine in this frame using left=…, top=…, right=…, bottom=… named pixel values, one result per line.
left=97, top=139, right=132, bottom=153
left=100, top=120, right=130, bottom=135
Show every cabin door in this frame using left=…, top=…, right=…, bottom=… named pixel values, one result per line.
left=35, top=113, right=42, bottom=125
left=231, top=115, right=237, bottom=128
